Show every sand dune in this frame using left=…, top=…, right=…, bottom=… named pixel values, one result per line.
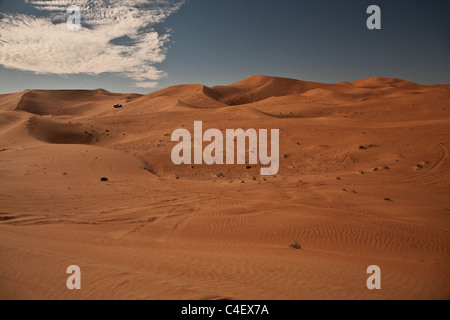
left=0, top=76, right=449, bottom=300
left=4, top=89, right=141, bottom=116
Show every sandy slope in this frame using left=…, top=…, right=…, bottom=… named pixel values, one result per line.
left=0, top=75, right=449, bottom=300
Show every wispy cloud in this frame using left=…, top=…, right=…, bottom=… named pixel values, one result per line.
left=133, top=81, right=158, bottom=88
left=0, top=0, right=184, bottom=88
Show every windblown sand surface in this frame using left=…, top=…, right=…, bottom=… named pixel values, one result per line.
left=0, top=75, right=449, bottom=299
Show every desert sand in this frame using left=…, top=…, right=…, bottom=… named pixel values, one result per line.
left=0, top=75, right=449, bottom=299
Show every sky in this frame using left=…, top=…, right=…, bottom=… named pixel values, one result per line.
left=0, top=0, right=449, bottom=94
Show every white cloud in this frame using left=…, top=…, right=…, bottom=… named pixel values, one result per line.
left=133, top=81, right=159, bottom=88
left=0, top=0, right=184, bottom=86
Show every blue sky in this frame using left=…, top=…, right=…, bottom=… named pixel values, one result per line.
left=0, top=0, right=449, bottom=94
